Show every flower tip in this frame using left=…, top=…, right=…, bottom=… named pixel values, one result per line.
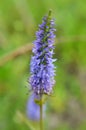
left=49, top=9, right=52, bottom=16
left=48, top=9, right=52, bottom=20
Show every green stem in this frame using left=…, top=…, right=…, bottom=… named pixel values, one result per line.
left=40, top=94, right=43, bottom=130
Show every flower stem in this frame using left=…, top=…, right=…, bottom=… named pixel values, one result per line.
left=40, top=94, right=43, bottom=130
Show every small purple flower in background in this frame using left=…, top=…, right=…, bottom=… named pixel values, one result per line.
left=29, top=12, right=56, bottom=95
left=27, top=93, right=46, bottom=120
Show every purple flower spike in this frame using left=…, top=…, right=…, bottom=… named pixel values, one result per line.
left=27, top=93, right=46, bottom=120
left=29, top=11, right=56, bottom=95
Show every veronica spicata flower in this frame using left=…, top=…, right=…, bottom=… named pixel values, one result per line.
left=27, top=93, right=46, bottom=120
left=29, top=11, right=56, bottom=95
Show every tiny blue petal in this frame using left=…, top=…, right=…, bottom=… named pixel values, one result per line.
left=27, top=93, right=46, bottom=120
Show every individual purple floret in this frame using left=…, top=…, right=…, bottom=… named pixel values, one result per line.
left=27, top=93, right=46, bottom=120
left=29, top=12, right=56, bottom=95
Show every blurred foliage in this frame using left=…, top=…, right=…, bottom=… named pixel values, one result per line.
left=0, top=0, right=86, bottom=130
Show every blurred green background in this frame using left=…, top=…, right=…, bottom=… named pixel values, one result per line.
left=0, top=0, right=86, bottom=130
